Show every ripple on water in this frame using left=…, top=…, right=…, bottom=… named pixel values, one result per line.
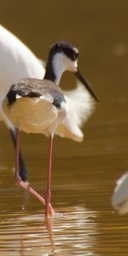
left=0, top=205, right=97, bottom=256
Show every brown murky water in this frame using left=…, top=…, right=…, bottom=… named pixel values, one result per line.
left=1, top=0, right=128, bottom=255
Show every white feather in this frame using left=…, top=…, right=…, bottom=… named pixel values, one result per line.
left=0, top=25, right=45, bottom=128
left=39, top=93, right=53, bottom=103
left=56, top=81, right=96, bottom=141
left=16, top=94, right=22, bottom=99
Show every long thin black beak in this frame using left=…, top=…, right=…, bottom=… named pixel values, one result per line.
left=75, top=69, right=99, bottom=103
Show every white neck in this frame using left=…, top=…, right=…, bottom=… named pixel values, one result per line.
left=52, top=53, right=77, bottom=85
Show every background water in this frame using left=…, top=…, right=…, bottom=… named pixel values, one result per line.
left=0, top=0, right=128, bottom=255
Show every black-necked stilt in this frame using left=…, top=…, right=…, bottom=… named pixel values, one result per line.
left=0, top=25, right=45, bottom=182
left=2, top=41, right=98, bottom=217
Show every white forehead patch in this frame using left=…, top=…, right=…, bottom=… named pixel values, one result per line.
left=73, top=47, right=79, bottom=54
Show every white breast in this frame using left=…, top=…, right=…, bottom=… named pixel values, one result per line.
left=2, top=96, right=68, bottom=136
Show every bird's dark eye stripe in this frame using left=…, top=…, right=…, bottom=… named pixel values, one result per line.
left=63, top=48, right=79, bottom=60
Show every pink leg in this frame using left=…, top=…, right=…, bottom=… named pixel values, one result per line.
left=45, top=135, right=54, bottom=217
left=15, top=129, right=54, bottom=215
